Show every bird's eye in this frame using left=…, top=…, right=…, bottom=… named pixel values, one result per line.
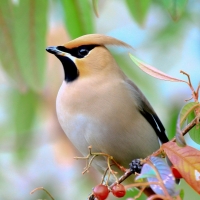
left=78, top=48, right=89, bottom=57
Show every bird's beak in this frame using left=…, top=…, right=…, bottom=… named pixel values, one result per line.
left=46, top=46, right=66, bottom=57
left=46, top=46, right=62, bottom=55
left=46, top=46, right=74, bottom=60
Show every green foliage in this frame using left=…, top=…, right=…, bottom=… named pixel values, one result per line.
left=163, top=0, right=188, bottom=21
left=60, top=0, right=94, bottom=39
left=11, top=90, right=38, bottom=134
left=188, top=110, right=200, bottom=144
left=0, top=0, right=199, bottom=199
left=179, top=102, right=199, bottom=127
left=179, top=189, right=185, bottom=199
left=0, top=0, right=48, bottom=92
left=167, top=107, right=180, bottom=140
left=92, top=0, right=99, bottom=17
left=125, top=0, right=151, bottom=26
left=177, top=102, right=200, bottom=144
left=10, top=89, right=39, bottom=160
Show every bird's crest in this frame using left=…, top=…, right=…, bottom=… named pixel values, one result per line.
left=64, top=34, right=133, bottom=50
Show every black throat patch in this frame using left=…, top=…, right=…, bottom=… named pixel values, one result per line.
left=56, top=45, right=98, bottom=82
left=56, top=55, right=79, bottom=82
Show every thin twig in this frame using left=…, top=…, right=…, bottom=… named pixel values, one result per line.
left=132, top=185, right=146, bottom=200
left=125, top=181, right=163, bottom=189
left=82, top=155, right=98, bottom=174
left=109, top=169, right=133, bottom=188
left=196, top=83, right=200, bottom=99
left=101, top=167, right=109, bottom=185
left=107, top=156, right=118, bottom=183
left=114, top=115, right=199, bottom=184
left=147, top=194, right=169, bottom=200
left=87, top=110, right=200, bottom=200
left=145, top=160, right=170, bottom=198
left=30, top=187, right=54, bottom=200
left=180, top=70, right=198, bottom=102
left=172, top=114, right=200, bottom=142
left=180, top=71, right=191, bottom=86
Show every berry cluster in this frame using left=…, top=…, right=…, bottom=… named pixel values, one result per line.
left=129, top=159, right=143, bottom=174
left=93, top=184, right=126, bottom=200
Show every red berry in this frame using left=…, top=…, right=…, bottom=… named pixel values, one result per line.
left=93, top=184, right=110, bottom=200
left=112, top=184, right=126, bottom=198
left=171, top=166, right=182, bottom=179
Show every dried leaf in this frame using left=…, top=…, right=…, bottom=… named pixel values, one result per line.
left=162, top=141, right=200, bottom=194
left=129, top=54, right=187, bottom=83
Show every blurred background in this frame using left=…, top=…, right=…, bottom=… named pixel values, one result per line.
left=0, top=0, right=200, bottom=199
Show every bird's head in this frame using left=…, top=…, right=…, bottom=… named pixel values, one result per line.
left=46, top=34, right=132, bottom=82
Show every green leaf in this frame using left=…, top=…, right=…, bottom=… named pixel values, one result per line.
left=12, top=91, right=38, bottom=134
left=92, top=0, right=99, bottom=17
left=0, top=1, right=24, bottom=90
left=188, top=110, right=200, bottom=144
left=179, top=102, right=199, bottom=127
left=166, top=107, right=180, bottom=140
left=176, top=102, right=199, bottom=145
left=10, top=89, right=39, bottom=160
left=0, top=0, right=48, bottom=92
left=179, top=189, right=184, bottom=199
left=125, top=0, right=151, bottom=26
left=163, top=0, right=188, bottom=21
left=61, top=0, right=94, bottom=39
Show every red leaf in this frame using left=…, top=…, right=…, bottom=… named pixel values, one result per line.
left=129, top=54, right=187, bottom=83
left=162, top=141, right=200, bottom=194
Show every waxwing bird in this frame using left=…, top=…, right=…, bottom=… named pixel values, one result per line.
left=46, top=34, right=169, bottom=180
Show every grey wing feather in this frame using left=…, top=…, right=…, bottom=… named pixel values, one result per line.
left=127, top=79, right=169, bottom=144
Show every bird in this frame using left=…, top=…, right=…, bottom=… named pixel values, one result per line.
left=46, top=34, right=169, bottom=182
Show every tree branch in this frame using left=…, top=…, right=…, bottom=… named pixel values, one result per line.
left=172, top=114, right=200, bottom=142
left=89, top=114, right=200, bottom=199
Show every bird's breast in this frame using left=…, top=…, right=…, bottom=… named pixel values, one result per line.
left=56, top=79, right=160, bottom=168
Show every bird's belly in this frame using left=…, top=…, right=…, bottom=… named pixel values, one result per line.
left=57, top=113, right=95, bottom=155
left=57, top=112, right=114, bottom=173
left=57, top=110, right=160, bottom=170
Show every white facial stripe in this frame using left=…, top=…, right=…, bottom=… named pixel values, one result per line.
left=64, top=53, right=76, bottom=63
left=57, top=51, right=76, bottom=63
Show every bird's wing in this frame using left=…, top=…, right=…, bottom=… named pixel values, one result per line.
left=127, top=79, right=169, bottom=144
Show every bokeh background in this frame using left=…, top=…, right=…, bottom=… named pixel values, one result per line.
left=0, top=0, right=200, bottom=199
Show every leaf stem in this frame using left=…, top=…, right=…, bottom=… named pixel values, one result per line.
left=173, top=114, right=200, bottom=142
left=145, top=160, right=170, bottom=198
left=180, top=70, right=199, bottom=102
left=30, top=187, right=54, bottom=200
